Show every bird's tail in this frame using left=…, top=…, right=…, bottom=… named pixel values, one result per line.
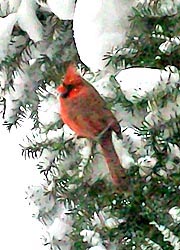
left=99, top=131, right=128, bottom=188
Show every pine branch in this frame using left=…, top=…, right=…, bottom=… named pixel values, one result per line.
left=0, top=96, right=6, bottom=119
left=3, top=103, right=27, bottom=130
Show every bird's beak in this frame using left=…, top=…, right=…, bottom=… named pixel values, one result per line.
left=57, top=84, right=72, bottom=98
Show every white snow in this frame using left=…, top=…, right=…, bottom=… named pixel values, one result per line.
left=89, top=246, right=107, bottom=250
left=0, top=119, right=44, bottom=250
left=17, top=0, right=43, bottom=42
left=73, top=0, right=137, bottom=71
left=80, top=230, right=103, bottom=246
left=0, top=13, right=17, bottom=61
left=0, top=69, right=7, bottom=91
left=151, top=221, right=180, bottom=249
left=145, top=96, right=180, bottom=126
left=48, top=217, right=72, bottom=241
left=90, top=73, right=117, bottom=99
left=3, top=69, right=35, bottom=123
left=9, top=0, right=21, bottom=12
left=169, top=206, right=180, bottom=223
left=138, top=155, right=157, bottom=177
left=0, top=0, right=21, bottom=13
left=0, top=1, right=180, bottom=249
left=26, top=185, right=55, bottom=216
left=38, top=95, right=60, bottom=126
left=115, top=66, right=179, bottom=101
left=47, top=0, right=75, bottom=20
left=122, top=127, right=146, bottom=156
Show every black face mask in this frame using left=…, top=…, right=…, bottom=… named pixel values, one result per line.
left=60, top=84, right=73, bottom=98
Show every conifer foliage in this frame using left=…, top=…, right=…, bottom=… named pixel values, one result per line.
left=0, top=1, right=180, bottom=249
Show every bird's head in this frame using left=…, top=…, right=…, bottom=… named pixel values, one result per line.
left=57, top=64, right=83, bottom=97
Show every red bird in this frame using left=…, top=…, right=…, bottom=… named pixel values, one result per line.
left=57, top=64, right=128, bottom=187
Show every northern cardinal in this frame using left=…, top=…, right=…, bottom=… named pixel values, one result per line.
left=57, top=64, right=128, bottom=187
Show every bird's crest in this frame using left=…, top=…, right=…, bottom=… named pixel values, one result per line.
left=63, top=64, right=82, bottom=86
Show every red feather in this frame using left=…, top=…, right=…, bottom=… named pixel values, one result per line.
left=63, top=64, right=82, bottom=86
left=57, top=64, right=129, bottom=189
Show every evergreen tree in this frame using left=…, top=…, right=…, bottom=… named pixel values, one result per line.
left=0, top=1, right=180, bottom=250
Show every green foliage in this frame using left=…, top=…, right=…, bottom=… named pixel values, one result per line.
left=51, top=165, right=180, bottom=249
left=1, top=1, right=180, bottom=250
